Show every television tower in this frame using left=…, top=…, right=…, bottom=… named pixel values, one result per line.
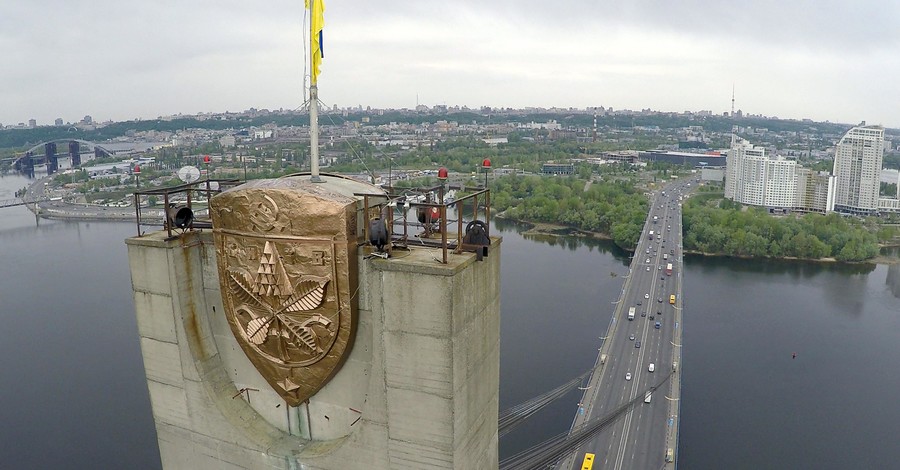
left=731, top=83, right=735, bottom=117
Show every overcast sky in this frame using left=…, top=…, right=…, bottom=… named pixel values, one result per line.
left=3, top=1, right=899, bottom=127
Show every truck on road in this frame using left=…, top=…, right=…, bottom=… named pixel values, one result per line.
left=628, top=307, right=635, bottom=321
left=665, top=263, right=673, bottom=276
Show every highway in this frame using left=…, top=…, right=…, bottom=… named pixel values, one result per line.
left=565, top=178, right=696, bottom=470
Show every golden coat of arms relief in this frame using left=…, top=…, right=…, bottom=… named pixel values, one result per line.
left=210, top=180, right=358, bottom=407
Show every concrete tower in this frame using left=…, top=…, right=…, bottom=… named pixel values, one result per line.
left=126, top=175, right=500, bottom=469
left=833, top=125, right=884, bottom=215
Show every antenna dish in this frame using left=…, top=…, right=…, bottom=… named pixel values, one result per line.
left=177, top=165, right=201, bottom=183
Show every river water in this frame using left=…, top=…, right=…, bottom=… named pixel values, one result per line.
left=2, top=172, right=898, bottom=469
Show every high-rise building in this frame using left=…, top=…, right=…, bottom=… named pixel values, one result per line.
left=832, top=125, right=884, bottom=215
left=795, top=168, right=835, bottom=214
left=725, top=136, right=834, bottom=213
left=763, top=157, right=798, bottom=208
left=725, top=136, right=766, bottom=204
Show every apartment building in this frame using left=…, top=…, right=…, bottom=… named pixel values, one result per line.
left=832, top=125, right=884, bottom=215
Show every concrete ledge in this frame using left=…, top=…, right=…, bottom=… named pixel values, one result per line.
left=369, top=237, right=500, bottom=277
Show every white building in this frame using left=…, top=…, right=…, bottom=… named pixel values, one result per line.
left=763, top=157, right=798, bottom=208
left=725, top=136, right=767, bottom=205
left=725, top=136, right=834, bottom=213
left=738, top=151, right=768, bottom=206
left=832, top=125, right=884, bottom=215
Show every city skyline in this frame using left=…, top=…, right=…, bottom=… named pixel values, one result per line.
left=3, top=1, right=900, bottom=127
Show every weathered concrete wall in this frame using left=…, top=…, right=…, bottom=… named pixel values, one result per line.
left=126, top=230, right=500, bottom=469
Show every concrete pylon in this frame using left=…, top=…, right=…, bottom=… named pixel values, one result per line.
left=125, top=175, right=500, bottom=469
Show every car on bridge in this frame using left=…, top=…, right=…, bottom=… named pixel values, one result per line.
left=644, top=293, right=650, bottom=299
left=657, top=297, right=663, bottom=303
left=581, top=452, right=596, bottom=469
left=649, top=363, right=655, bottom=372
left=625, top=372, right=632, bottom=381
left=629, top=334, right=635, bottom=341
left=635, top=341, right=641, bottom=348
left=655, top=322, right=661, bottom=329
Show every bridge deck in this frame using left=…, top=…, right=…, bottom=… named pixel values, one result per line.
left=560, top=179, right=694, bottom=470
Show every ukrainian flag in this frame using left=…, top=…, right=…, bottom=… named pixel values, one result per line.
left=309, top=0, right=325, bottom=85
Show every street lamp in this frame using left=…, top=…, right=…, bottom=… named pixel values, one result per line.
left=203, top=155, right=211, bottom=180
left=437, top=167, right=448, bottom=203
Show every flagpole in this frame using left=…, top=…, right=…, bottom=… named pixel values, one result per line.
left=309, top=0, right=323, bottom=183
left=310, top=84, right=322, bottom=182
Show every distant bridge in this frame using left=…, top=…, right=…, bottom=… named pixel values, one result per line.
left=7, top=139, right=115, bottom=176
left=0, top=196, right=49, bottom=209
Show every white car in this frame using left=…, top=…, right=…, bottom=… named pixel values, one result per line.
left=625, top=372, right=632, bottom=381
left=646, top=266, right=650, bottom=271
left=648, top=363, right=655, bottom=372
left=644, top=293, right=650, bottom=299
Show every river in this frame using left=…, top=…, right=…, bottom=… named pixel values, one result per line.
left=1, top=172, right=898, bottom=469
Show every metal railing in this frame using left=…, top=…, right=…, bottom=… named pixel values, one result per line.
left=131, top=177, right=492, bottom=263
left=132, top=178, right=242, bottom=238
left=357, top=183, right=492, bottom=264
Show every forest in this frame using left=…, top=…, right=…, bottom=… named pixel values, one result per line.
left=483, top=174, right=649, bottom=250
left=682, top=193, right=882, bottom=262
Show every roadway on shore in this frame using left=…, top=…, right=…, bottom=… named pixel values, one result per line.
left=19, top=175, right=164, bottom=222
left=565, top=179, right=695, bottom=470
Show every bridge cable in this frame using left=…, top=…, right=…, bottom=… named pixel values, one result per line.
left=498, top=369, right=592, bottom=438
left=499, top=372, right=673, bottom=470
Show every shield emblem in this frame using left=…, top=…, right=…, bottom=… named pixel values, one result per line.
left=210, top=179, right=358, bottom=406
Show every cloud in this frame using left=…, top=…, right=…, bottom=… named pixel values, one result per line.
left=2, top=0, right=899, bottom=127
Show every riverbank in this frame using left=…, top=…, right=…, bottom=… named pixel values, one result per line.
left=682, top=249, right=900, bottom=265
left=520, top=221, right=613, bottom=241
left=22, top=175, right=165, bottom=223
left=22, top=179, right=900, bottom=266
left=499, top=215, right=900, bottom=266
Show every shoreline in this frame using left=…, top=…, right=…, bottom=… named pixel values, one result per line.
left=498, top=216, right=900, bottom=266
left=24, top=182, right=900, bottom=265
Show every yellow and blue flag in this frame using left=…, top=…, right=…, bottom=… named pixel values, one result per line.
left=309, top=0, right=325, bottom=84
